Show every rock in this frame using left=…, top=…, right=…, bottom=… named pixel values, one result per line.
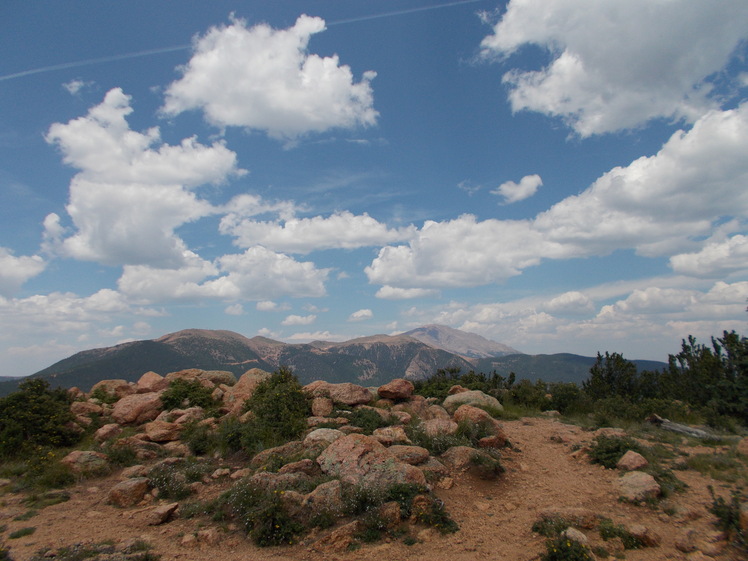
left=278, top=458, right=317, bottom=476
left=426, top=405, right=451, bottom=420
left=304, top=428, right=345, bottom=446
left=146, top=502, right=179, bottom=525
left=94, top=423, right=123, bottom=443
left=136, top=371, right=168, bottom=393
left=675, top=528, right=699, bottom=553
left=60, top=450, right=108, bottom=474
left=617, top=471, right=660, bottom=502
left=616, top=450, right=649, bottom=471
left=377, top=378, right=415, bottom=401
left=441, top=446, right=480, bottom=470
left=196, top=527, right=221, bottom=545
left=303, top=479, right=344, bottom=516
left=231, top=468, right=252, bottom=480
left=312, top=520, right=362, bottom=551
left=626, top=524, right=661, bottom=547
left=316, top=433, right=426, bottom=489
left=90, top=379, right=135, bottom=400
left=388, top=445, right=430, bottom=465
left=561, top=527, right=588, bottom=545
left=372, top=426, right=412, bottom=446
left=453, top=404, right=505, bottom=437
left=740, top=501, right=748, bottom=532
left=737, top=436, right=748, bottom=456
left=442, top=390, right=502, bottom=413
left=248, top=471, right=311, bottom=491
left=307, top=416, right=349, bottom=428
left=542, top=410, right=561, bottom=417
left=143, top=420, right=181, bottom=442
left=378, top=501, right=402, bottom=528
left=223, top=368, right=272, bottom=413
left=421, top=418, right=458, bottom=437
left=250, top=440, right=305, bottom=469
left=305, top=381, right=373, bottom=406
left=170, top=407, right=205, bottom=425
left=121, top=465, right=149, bottom=479
left=200, top=370, right=237, bottom=386
left=478, top=435, right=507, bottom=449
left=448, top=385, right=469, bottom=395
left=111, top=392, right=163, bottom=425
left=312, top=397, right=334, bottom=417
left=418, top=457, right=450, bottom=479
left=71, top=401, right=104, bottom=417
left=108, top=477, right=150, bottom=507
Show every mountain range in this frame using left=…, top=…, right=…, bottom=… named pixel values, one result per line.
left=0, top=325, right=666, bottom=396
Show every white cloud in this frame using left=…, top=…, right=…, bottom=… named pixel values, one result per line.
left=0, top=247, right=46, bottom=296
left=162, top=15, right=378, bottom=141
left=45, top=88, right=244, bottom=267
left=220, top=210, right=416, bottom=253
left=375, top=286, right=440, bottom=300
left=63, top=79, right=93, bottom=95
left=283, top=331, right=347, bottom=343
left=256, top=300, right=289, bottom=312
left=481, top=0, right=748, bottom=135
left=492, top=174, right=541, bottom=204
left=543, top=291, right=594, bottom=315
left=670, top=235, right=748, bottom=277
left=368, top=105, right=748, bottom=291
left=281, top=314, right=317, bottom=326
left=348, top=309, right=373, bottom=322
left=225, top=303, right=244, bottom=315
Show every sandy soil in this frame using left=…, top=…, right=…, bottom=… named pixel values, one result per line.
left=1, top=417, right=743, bottom=561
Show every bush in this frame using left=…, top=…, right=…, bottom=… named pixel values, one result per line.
left=180, top=421, right=218, bottom=456
left=541, top=536, right=594, bottom=561
left=160, top=378, right=217, bottom=411
left=147, top=462, right=192, bottom=500
left=0, top=379, right=80, bottom=459
left=346, top=408, right=393, bottom=435
left=708, top=486, right=747, bottom=551
left=598, top=518, right=643, bottom=549
left=588, top=436, right=642, bottom=469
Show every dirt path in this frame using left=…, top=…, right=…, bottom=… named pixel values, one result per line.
left=1, top=418, right=741, bottom=561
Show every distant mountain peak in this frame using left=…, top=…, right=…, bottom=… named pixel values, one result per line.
left=404, top=324, right=520, bottom=359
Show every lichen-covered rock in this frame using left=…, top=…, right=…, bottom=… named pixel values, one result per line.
left=421, top=418, right=458, bottom=437
left=311, top=396, right=334, bottom=417
left=143, top=420, right=181, bottom=442
left=305, top=381, right=373, bottom=406
left=452, top=404, right=506, bottom=444
left=94, top=423, right=122, bottom=443
left=316, top=433, right=426, bottom=489
left=108, top=477, right=150, bottom=507
left=616, top=450, right=649, bottom=471
left=60, top=450, right=108, bottom=474
left=441, top=446, right=481, bottom=470
left=111, top=392, right=163, bottom=425
left=372, top=426, right=412, bottom=446
left=388, top=445, right=430, bottom=465
left=378, top=378, right=415, bottom=401
left=304, top=428, right=345, bottom=447
left=146, top=502, right=179, bottom=525
left=90, top=379, right=135, bottom=400
left=617, top=471, right=661, bottom=502
left=442, top=390, right=502, bottom=413
left=71, top=401, right=104, bottom=417
left=303, top=479, right=344, bottom=516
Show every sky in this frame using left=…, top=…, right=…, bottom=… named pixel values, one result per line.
left=1, top=0, right=748, bottom=377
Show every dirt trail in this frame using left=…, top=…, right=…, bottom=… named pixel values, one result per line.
left=1, top=418, right=740, bottom=561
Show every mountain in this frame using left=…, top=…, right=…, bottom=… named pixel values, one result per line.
left=404, top=325, right=520, bottom=358
left=0, top=327, right=667, bottom=396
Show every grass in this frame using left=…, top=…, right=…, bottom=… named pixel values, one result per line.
left=685, top=451, right=747, bottom=483
left=9, top=527, right=36, bottom=539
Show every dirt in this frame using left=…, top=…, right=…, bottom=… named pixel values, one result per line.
left=1, top=417, right=743, bottom=561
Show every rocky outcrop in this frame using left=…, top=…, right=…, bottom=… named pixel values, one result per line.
left=377, top=378, right=415, bottom=401
left=305, top=381, right=373, bottom=406
left=112, top=392, right=163, bottom=425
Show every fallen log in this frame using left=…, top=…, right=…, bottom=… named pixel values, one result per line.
left=645, top=414, right=720, bottom=441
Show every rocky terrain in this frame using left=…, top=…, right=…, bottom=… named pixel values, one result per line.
left=0, top=367, right=746, bottom=561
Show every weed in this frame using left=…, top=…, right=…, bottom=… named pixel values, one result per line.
left=147, top=462, right=192, bottom=500
left=588, top=436, right=642, bottom=469
left=541, top=536, right=594, bottom=561
left=24, top=490, right=70, bottom=509
left=180, top=421, right=218, bottom=456
left=469, top=450, right=505, bottom=480
left=591, top=545, right=610, bottom=558
left=13, top=510, right=37, bottom=521
left=89, top=387, right=119, bottom=405
left=532, top=516, right=571, bottom=537
left=345, top=408, right=392, bottom=435
left=708, top=486, right=747, bottom=551
left=354, top=510, right=389, bottom=543
left=686, top=452, right=746, bottom=483
left=8, top=527, right=35, bottom=539
left=102, top=443, right=138, bottom=467
left=598, top=519, right=643, bottom=549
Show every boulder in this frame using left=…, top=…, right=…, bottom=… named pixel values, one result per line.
left=304, top=428, right=345, bottom=447
left=626, top=524, right=661, bottom=547
left=248, top=471, right=312, bottom=491
left=200, top=370, right=237, bottom=386
left=146, top=502, right=179, bottom=525
left=108, top=477, right=150, bottom=507
left=60, top=450, right=108, bottom=474
left=617, top=471, right=661, bottom=502
left=377, top=378, right=415, bottom=401
left=143, top=420, right=181, bottom=442
left=94, top=423, right=122, bottom=443
left=736, top=436, right=748, bottom=456
left=443, top=390, right=502, bottom=413
left=136, top=371, right=168, bottom=393
left=372, top=426, right=412, bottom=446
left=453, top=404, right=504, bottom=436
left=311, top=396, right=334, bottom=417
left=421, top=418, right=458, bottom=437
left=316, top=433, right=426, bottom=489
left=71, top=401, right=104, bottom=417
left=448, top=385, right=469, bottom=395
left=90, top=379, right=135, bottom=400
left=223, top=368, right=272, bottom=413
left=388, top=445, right=430, bottom=465
left=112, top=392, right=163, bottom=425
left=278, top=458, right=317, bottom=476
left=616, top=450, right=649, bottom=471
left=303, top=479, right=345, bottom=516
left=441, top=446, right=481, bottom=471
left=561, top=527, right=588, bottom=545
left=418, top=457, right=450, bottom=479
left=426, top=404, right=451, bottom=420
left=305, top=381, right=373, bottom=406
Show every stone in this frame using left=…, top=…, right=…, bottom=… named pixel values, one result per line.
left=378, top=501, right=402, bottom=528
left=278, top=458, right=317, bottom=476
left=304, top=380, right=373, bottom=406
left=478, top=435, right=506, bottom=449
left=372, top=426, right=412, bottom=446
left=200, top=370, right=237, bottom=386
left=740, top=501, right=748, bottom=532
left=94, top=423, right=122, bottom=443
left=443, top=390, right=502, bottom=413
left=421, top=418, right=458, bottom=437
left=223, top=368, right=272, bottom=413
left=426, top=405, right=451, bottom=420
left=71, top=401, right=104, bottom=417
left=418, top=457, right=450, bottom=479
left=146, top=502, right=179, bottom=525
left=316, top=433, right=426, bottom=489
left=307, top=416, right=349, bottom=427
left=248, top=471, right=312, bottom=491
left=90, top=379, right=135, bottom=400
left=108, top=477, right=150, bottom=507
left=626, top=524, right=661, bottom=547
left=377, top=378, right=415, bottom=401
left=440, top=446, right=479, bottom=470
left=60, top=450, right=108, bottom=474
left=303, top=479, right=344, bottom=516
left=674, top=528, right=699, bottom=553
left=616, top=450, right=649, bottom=471
left=136, top=371, right=168, bottom=393
left=312, top=520, right=362, bottom=551
left=453, top=404, right=505, bottom=437
left=111, top=392, right=163, bottom=425
left=250, top=440, right=305, bottom=469
left=196, top=527, right=221, bottom=545
left=312, top=396, right=334, bottom=417
left=561, top=527, right=588, bottom=545
left=304, top=428, right=345, bottom=447
left=121, top=465, right=149, bottom=478
left=388, top=445, right=430, bottom=465
left=143, top=420, right=181, bottom=442
left=448, top=385, right=469, bottom=395
left=617, top=471, right=661, bottom=502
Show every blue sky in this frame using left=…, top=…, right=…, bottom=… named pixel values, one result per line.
left=2, top=0, right=748, bottom=377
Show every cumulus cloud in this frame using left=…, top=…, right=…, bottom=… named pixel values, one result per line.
left=220, top=210, right=416, bottom=253
left=481, top=0, right=748, bottom=135
left=543, top=291, right=594, bottom=315
left=492, top=174, right=541, bottom=204
left=162, top=15, right=378, bottom=140
left=45, top=88, right=244, bottom=267
left=367, top=105, right=748, bottom=291
left=0, top=248, right=46, bottom=296
left=281, top=314, right=316, bottom=326
left=224, top=303, right=244, bottom=315
left=670, top=235, right=748, bottom=277
left=348, top=309, right=373, bottom=322
left=375, top=286, right=440, bottom=300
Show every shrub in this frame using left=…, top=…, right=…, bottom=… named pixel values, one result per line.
left=532, top=516, right=570, bottom=537
left=346, top=408, right=392, bottom=434
left=0, top=379, right=80, bottom=459
left=180, top=421, right=218, bottom=456
left=160, top=378, right=217, bottom=411
left=598, top=518, right=644, bottom=549
left=588, top=436, right=643, bottom=469
left=469, top=450, right=505, bottom=480
left=541, top=536, right=594, bottom=561
left=8, top=527, right=35, bottom=539
left=708, top=486, right=747, bottom=551
left=405, top=421, right=471, bottom=456
left=147, top=462, right=192, bottom=500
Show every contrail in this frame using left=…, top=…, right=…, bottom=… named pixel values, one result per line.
left=0, top=1, right=487, bottom=82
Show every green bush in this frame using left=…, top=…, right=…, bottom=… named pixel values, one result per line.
left=541, top=536, right=594, bottom=561
left=588, top=436, right=642, bottom=469
left=180, top=421, right=218, bottom=456
left=598, top=518, right=643, bottom=549
left=0, top=379, right=80, bottom=459
left=708, top=486, right=747, bottom=551
left=346, top=408, right=393, bottom=434
left=147, top=462, right=192, bottom=500
left=160, top=378, right=217, bottom=411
